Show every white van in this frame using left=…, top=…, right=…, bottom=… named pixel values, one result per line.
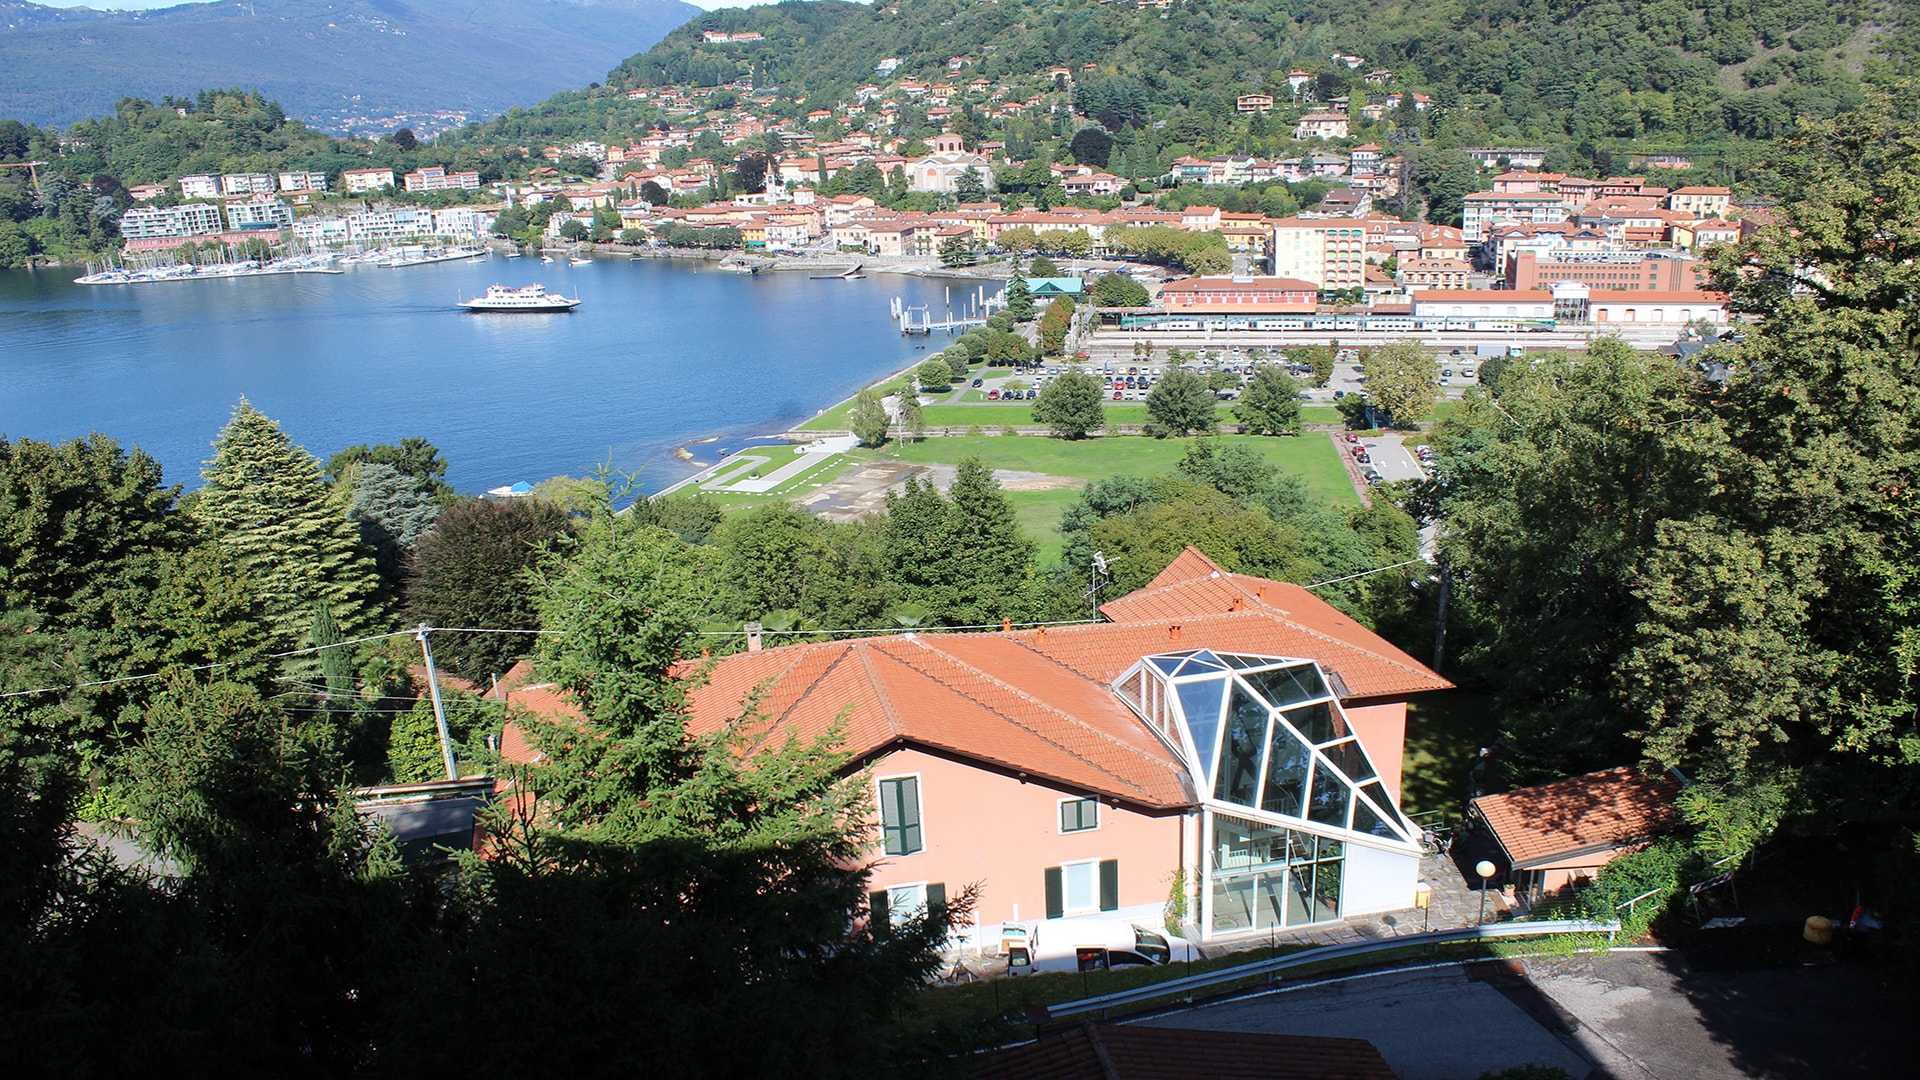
left=1015, top=918, right=1199, bottom=975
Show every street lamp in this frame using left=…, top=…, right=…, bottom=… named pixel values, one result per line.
left=1475, top=860, right=1497, bottom=926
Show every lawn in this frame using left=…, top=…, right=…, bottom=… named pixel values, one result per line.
left=666, top=443, right=858, bottom=511
left=878, top=433, right=1357, bottom=508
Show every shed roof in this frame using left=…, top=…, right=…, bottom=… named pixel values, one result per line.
left=1472, top=766, right=1683, bottom=869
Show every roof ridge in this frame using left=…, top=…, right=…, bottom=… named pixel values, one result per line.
left=855, top=645, right=909, bottom=740
left=1240, top=587, right=1445, bottom=685
left=885, top=640, right=1161, bottom=798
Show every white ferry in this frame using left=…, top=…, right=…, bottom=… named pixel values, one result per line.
left=457, top=283, right=581, bottom=313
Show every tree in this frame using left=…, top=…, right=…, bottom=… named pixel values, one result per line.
left=1037, top=295, right=1074, bottom=355
left=849, top=387, right=890, bottom=447
left=1028, top=254, right=1061, bottom=278
left=1089, top=273, right=1149, bottom=307
left=388, top=128, right=418, bottom=152
left=916, top=357, right=953, bottom=392
left=1287, top=344, right=1336, bottom=387
left=1004, top=271, right=1034, bottom=321
left=893, top=387, right=926, bottom=442
left=405, top=497, right=570, bottom=680
left=1235, top=364, right=1304, bottom=435
left=937, top=235, right=977, bottom=267
left=1069, top=126, right=1114, bottom=168
left=1032, top=367, right=1106, bottom=439
left=940, top=458, right=1036, bottom=626
left=1145, top=367, right=1218, bottom=437
left=193, top=400, right=381, bottom=650
left=559, top=218, right=589, bottom=242
left=1361, top=341, right=1439, bottom=427
left=734, top=152, right=768, bottom=194
left=345, top=462, right=442, bottom=599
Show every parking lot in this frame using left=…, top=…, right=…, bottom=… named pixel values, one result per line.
left=1338, top=431, right=1429, bottom=488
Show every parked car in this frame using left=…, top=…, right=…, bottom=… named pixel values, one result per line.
left=1354, top=451, right=1371, bottom=464
left=1025, top=388, right=1037, bottom=400
left=987, top=390, right=1000, bottom=400
left=1020, top=919, right=1198, bottom=975
left=971, top=377, right=982, bottom=387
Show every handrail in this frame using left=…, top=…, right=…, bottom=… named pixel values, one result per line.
left=1038, top=918, right=1621, bottom=1021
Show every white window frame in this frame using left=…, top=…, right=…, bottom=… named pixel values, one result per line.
left=1061, top=858, right=1100, bottom=916
left=1059, top=796, right=1101, bottom=834
left=883, top=881, right=929, bottom=928
left=876, top=772, right=925, bottom=856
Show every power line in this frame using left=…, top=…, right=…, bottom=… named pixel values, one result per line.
left=1303, top=558, right=1427, bottom=590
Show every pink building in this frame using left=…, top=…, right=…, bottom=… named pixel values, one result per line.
left=506, top=549, right=1450, bottom=950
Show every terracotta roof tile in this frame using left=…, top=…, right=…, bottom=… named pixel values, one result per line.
left=975, top=1024, right=1398, bottom=1080
left=1094, top=548, right=1451, bottom=699
left=1472, top=766, right=1683, bottom=869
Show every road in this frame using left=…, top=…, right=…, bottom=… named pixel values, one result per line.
left=1132, top=949, right=1915, bottom=1080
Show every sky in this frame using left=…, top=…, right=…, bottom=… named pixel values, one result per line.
left=30, top=0, right=796, bottom=9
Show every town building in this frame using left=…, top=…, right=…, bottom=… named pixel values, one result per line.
left=1506, top=249, right=1707, bottom=292
left=1294, top=113, right=1350, bottom=140
left=1665, top=185, right=1732, bottom=219
left=403, top=166, right=482, bottom=192
left=502, top=548, right=1449, bottom=947
left=223, top=198, right=294, bottom=231
left=908, top=134, right=995, bottom=193
left=277, top=171, right=328, bottom=194
left=1410, top=289, right=1556, bottom=322
left=1462, top=147, right=1548, bottom=170
left=1397, top=257, right=1472, bottom=290
left=1469, top=767, right=1680, bottom=901
left=1270, top=218, right=1367, bottom=291
left=342, top=167, right=396, bottom=194
left=1236, top=93, right=1275, bottom=114
left=1160, top=275, right=1321, bottom=309
left=220, top=173, right=276, bottom=197
left=178, top=174, right=221, bottom=200
left=1460, top=191, right=1569, bottom=243
left=118, top=202, right=224, bottom=240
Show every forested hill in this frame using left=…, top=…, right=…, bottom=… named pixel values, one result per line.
left=0, top=0, right=698, bottom=132
left=614, top=0, right=1913, bottom=145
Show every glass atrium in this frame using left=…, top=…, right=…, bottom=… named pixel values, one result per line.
left=1115, top=650, right=1421, bottom=937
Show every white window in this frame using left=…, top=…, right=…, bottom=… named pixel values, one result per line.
left=887, top=882, right=927, bottom=927
left=1063, top=860, right=1098, bottom=914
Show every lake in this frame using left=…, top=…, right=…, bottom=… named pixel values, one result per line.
left=0, top=256, right=986, bottom=494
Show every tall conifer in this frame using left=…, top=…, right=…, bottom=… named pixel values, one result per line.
left=194, top=400, right=381, bottom=650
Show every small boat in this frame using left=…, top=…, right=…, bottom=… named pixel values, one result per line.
left=540, top=255, right=554, bottom=264
left=458, top=283, right=581, bottom=313
left=570, top=256, right=591, bottom=266
left=506, top=251, right=523, bottom=259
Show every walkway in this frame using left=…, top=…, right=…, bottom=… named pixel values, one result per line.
left=715, top=434, right=857, bottom=494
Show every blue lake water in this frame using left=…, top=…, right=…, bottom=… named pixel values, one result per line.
left=0, top=257, right=983, bottom=494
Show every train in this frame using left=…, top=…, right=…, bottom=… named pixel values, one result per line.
left=1113, top=313, right=1561, bottom=334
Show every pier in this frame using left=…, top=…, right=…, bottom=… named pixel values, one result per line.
left=891, top=284, right=1005, bottom=335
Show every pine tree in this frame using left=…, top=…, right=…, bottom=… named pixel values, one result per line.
left=1004, top=270, right=1034, bottom=321
left=194, top=400, right=382, bottom=651
left=945, top=457, right=1037, bottom=625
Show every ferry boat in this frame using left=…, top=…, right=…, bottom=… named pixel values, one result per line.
left=457, top=283, right=581, bottom=313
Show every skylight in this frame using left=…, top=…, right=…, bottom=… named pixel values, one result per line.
left=1116, top=651, right=1419, bottom=847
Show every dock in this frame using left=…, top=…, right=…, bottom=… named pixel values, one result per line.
left=809, top=263, right=864, bottom=280
left=891, top=284, right=1006, bottom=335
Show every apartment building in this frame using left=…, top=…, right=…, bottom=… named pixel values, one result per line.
left=1269, top=217, right=1367, bottom=291
left=402, top=166, right=482, bottom=192
left=178, top=174, right=221, bottom=199
left=342, top=168, right=396, bottom=194
left=118, top=202, right=224, bottom=239
left=277, top=171, right=329, bottom=194
left=220, top=173, right=276, bottom=197
left=223, top=198, right=294, bottom=231
left=1460, top=191, right=1569, bottom=242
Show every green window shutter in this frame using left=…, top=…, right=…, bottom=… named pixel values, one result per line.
left=926, top=882, right=946, bottom=921
left=870, top=889, right=889, bottom=930
left=900, top=777, right=922, bottom=853
left=879, top=777, right=924, bottom=856
left=1099, top=859, right=1119, bottom=912
left=1045, top=866, right=1064, bottom=920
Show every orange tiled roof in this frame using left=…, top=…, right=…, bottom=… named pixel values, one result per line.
left=1472, top=766, right=1682, bottom=869
left=1093, top=548, right=1452, bottom=700
left=686, top=633, right=1195, bottom=808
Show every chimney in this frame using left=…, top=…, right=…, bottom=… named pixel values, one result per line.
left=1229, top=596, right=1245, bottom=612
left=1256, top=584, right=1266, bottom=600
left=1003, top=617, right=1012, bottom=632
left=745, top=622, right=763, bottom=652
left=1169, top=623, right=1181, bottom=643
left=1037, top=625, right=1047, bottom=644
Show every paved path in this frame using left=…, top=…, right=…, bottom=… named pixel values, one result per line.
left=721, top=434, right=856, bottom=493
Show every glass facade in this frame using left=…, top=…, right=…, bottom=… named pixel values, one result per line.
left=1114, top=650, right=1420, bottom=936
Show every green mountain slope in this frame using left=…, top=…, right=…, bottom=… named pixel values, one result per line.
left=0, top=0, right=698, bottom=131
left=610, top=0, right=1916, bottom=145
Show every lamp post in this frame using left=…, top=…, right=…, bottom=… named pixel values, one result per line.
left=1475, top=860, right=1497, bottom=927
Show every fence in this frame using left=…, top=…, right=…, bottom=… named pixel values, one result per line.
left=1037, top=918, right=1621, bottom=1022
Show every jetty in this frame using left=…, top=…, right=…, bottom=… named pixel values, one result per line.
left=891, top=284, right=1005, bottom=335
left=809, top=263, right=864, bottom=280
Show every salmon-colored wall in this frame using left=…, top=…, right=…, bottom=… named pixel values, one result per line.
left=863, top=747, right=1185, bottom=931
left=1345, top=701, right=1407, bottom=802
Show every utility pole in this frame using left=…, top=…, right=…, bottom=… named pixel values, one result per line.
left=1431, top=552, right=1451, bottom=674
left=413, top=623, right=458, bottom=781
